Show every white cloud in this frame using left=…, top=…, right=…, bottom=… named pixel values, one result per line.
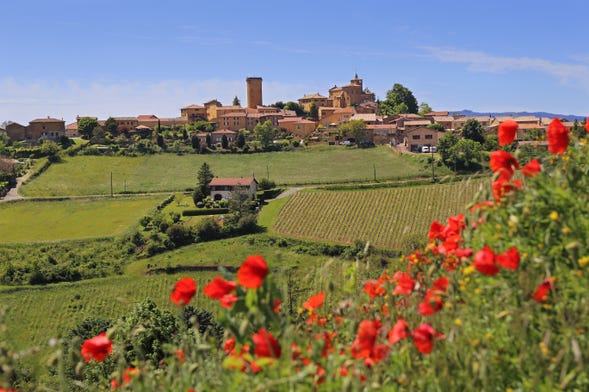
left=0, top=78, right=313, bottom=124
left=422, top=47, right=589, bottom=90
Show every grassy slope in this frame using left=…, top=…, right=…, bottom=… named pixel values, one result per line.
left=0, top=196, right=165, bottom=243
left=20, top=146, right=434, bottom=197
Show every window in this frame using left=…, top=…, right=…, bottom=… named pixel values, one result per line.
left=412, top=135, right=421, bottom=140
left=425, top=134, right=433, bottom=139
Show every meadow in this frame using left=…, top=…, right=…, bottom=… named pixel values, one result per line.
left=0, top=195, right=165, bottom=243
left=20, top=146, right=436, bottom=197
left=267, top=178, right=485, bottom=249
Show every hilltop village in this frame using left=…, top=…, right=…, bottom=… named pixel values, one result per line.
left=0, top=75, right=570, bottom=154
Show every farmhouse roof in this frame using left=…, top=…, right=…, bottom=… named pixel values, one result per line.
left=113, top=117, right=138, bottom=121
left=301, top=93, right=328, bottom=99
left=213, top=129, right=237, bottom=134
left=210, top=177, right=257, bottom=187
left=181, top=104, right=205, bottom=109
left=137, top=114, right=159, bottom=120
left=29, top=117, right=64, bottom=123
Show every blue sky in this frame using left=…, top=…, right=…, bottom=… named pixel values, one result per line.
left=1, top=0, right=588, bottom=124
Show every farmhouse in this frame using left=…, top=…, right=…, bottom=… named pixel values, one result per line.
left=209, top=177, right=258, bottom=200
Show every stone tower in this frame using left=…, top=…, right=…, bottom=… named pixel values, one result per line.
left=246, top=77, right=263, bottom=108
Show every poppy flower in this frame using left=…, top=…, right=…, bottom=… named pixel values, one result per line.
left=531, top=277, right=555, bottom=302
left=585, top=118, right=589, bottom=133
left=522, top=158, right=541, bottom=177
left=303, top=292, right=325, bottom=311
left=237, top=255, right=268, bottom=289
left=81, top=332, right=113, bottom=362
left=490, top=150, right=519, bottom=182
left=273, top=298, right=281, bottom=313
left=432, top=276, right=449, bottom=292
left=219, top=294, right=238, bottom=308
left=495, top=247, right=520, bottom=270
left=412, top=323, right=443, bottom=354
left=122, top=367, right=139, bottom=385
left=498, top=119, right=518, bottom=146
left=388, top=318, right=410, bottom=344
left=363, top=279, right=386, bottom=298
left=170, top=277, right=197, bottom=306
left=203, top=276, right=237, bottom=299
left=418, top=289, right=444, bottom=316
left=392, top=271, right=415, bottom=294
left=492, top=179, right=517, bottom=202
left=224, top=337, right=236, bottom=355
left=473, top=246, right=499, bottom=276
left=351, top=319, right=380, bottom=359
left=252, top=328, right=281, bottom=358
left=547, top=118, right=569, bottom=154
left=428, top=220, right=445, bottom=240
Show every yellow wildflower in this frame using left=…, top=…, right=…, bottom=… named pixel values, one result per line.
left=579, top=256, right=589, bottom=268
left=463, top=266, right=476, bottom=276
left=549, top=211, right=559, bottom=221
left=454, top=318, right=462, bottom=326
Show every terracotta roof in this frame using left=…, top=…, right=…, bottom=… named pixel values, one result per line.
left=404, top=120, right=432, bottom=126
left=181, top=104, right=205, bottom=109
left=334, top=107, right=355, bottom=114
left=29, top=117, right=64, bottom=123
left=114, top=117, right=138, bottom=121
left=66, top=122, right=78, bottom=130
left=300, top=93, right=328, bottom=100
left=433, top=116, right=454, bottom=122
left=367, top=124, right=397, bottom=130
left=137, top=115, right=159, bottom=120
left=221, top=112, right=247, bottom=117
left=210, top=177, right=257, bottom=186
left=350, top=113, right=377, bottom=121
left=213, top=129, right=237, bottom=134
left=426, top=111, right=449, bottom=116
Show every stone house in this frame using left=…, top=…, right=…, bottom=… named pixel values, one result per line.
left=26, top=117, right=65, bottom=142
left=404, top=126, right=445, bottom=152
left=209, top=177, right=258, bottom=200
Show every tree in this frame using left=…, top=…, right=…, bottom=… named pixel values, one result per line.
left=447, top=139, right=482, bottom=172
left=283, top=101, right=306, bottom=117
left=232, top=96, right=241, bottom=106
left=270, top=101, right=285, bottom=109
left=427, top=123, right=445, bottom=132
left=191, top=134, right=200, bottom=151
left=104, top=117, right=118, bottom=136
left=193, top=162, right=214, bottom=205
left=438, top=132, right=459, bottom=166
left=308, top=103, right=318, bottom=121
left=221, top=134, right=229, bottom=149
left=77, top=117, right=99, bottom=139
left=418, top=102, right=433, bottom=116
left=40, top=140, right=61, bottom=162
left=90, top=126, right=106, bottom=145
left=205, top=133, right=212, bottom=148
left=379, top=83, right=418, bottom=115
left=460, top=118, right=485, bottom=144
left=254, top=120, right=276, bottom=150
left=236, top=132, right=246, bottom=148
left=339, top=119, right=367, bottom=145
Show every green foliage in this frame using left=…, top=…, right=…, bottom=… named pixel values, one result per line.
left=283, top=101, right=306, bottom=117
left=232, top=96, right=241, bottom=106
left=418, top=102, right=433, bottom=115
left=446, top=138, right=483, bottom=171
left=77, top=117, right=99, bottom=139
left=257, top=178, right=276, bottom=190
left=379, top=83, right=418, bottom=114
left=194, top=162, right=214, bottom=205
left=460, top=118, right=485, bottom=143
left=338, top=119, right=366, bottom=145
left=104, top=117, right=118, bottom=136
left=308, top=103, right=318, bottom=121
left=438, top=131, right=459, bottom=166
left=254, top=120, right=276, bottom=150
left=236, top=132, right=246, bottom=149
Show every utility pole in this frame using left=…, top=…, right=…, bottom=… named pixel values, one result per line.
left=431, top=148, right=435, bottom=182
left=110, top=172, right=113, bottom=197
left=373, top=164, right=377, bottom=182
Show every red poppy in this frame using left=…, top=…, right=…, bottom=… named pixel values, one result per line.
left=219, top=294, right=238, bottom=308
left=170, top=277, right=197, bottom=306
left=585, top=118, right=589, bottom=133
left=175, top=348, right=186, bottom=361
left=224, top=337, right=236, bottom=355
left=252, top=328, right=281, bottom=358
left=203, top=277, right=236, bottom=299
left=428, top=220, right=445, bottom=240
left=522, top=158, right=542, bottom=177
left=392, top=271, right=415, bottom=294
left=547, top=118, right=569, bottom=154
left=388, top=318, right=410, bottom=344
left=418, top=289, right=444, bottom=316
left=495, top=247, right=520, bottom=270
left=363, top=280, right=386, bottom=298
left=498, top=119, right=518, bottom=146
left=412, top=323, right=443, bottom=354
left=122, top=367, right=139, bottom=385
left=273, top=298, right=281, bottom=313
left=531, top=277, right=555, bottom=302
left=490, top=150, right=519, bottom=182
left=432, top=276, right=449, bottom=292
left=492, top=179, right=517, bottom=202
left=303, top=291, right=325, bottom=311
left=315, top=331, right=337, bottom=358
left=237, top=255, right=268, bottom=289
left=473, top=246, right=499, bottom=276
left=81, top=332, right=113, bottom=362
left=351, top=319, right=380, bottom=359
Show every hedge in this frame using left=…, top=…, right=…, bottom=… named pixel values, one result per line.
left=181, top=208, right=229, bottom=216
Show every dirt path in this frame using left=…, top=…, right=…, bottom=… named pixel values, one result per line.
left=0, top=170, right=33, bottom=202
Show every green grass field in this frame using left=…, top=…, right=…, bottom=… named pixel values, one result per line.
left=20, top=146, right=435, bottom=197
left=0, top=196, right=165, bottom=243
left=266, top=178, right=485, bottom=249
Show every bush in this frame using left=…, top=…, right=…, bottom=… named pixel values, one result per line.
left=182, top=208, right=229, bottom=216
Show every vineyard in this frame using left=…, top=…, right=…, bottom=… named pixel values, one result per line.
left=272, top=178, right=486, bottom=249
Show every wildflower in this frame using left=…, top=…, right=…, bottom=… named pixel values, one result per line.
left=495, top=247, right=520, bottom=270
left=522, top=158, right=541, bottom=177
left=579, top=256, right=589, bottom=268
left=549, top=211, right=559, bottom=221
left=412, top=323, right=443, bottom=354
left=547, top=118, right=569, bottom=154
left=122, top=367, right=139, bottom=385
left=392, top=271, right=415, bottom=294
left=531, top=277, right=555, bottom=303
left=170, top=277, right=197, bottom=306
left=585, top=118, right=589, bottom=133
left=81, top=332, right=112, bottom=362
left=418, top=289, right=444, bottom=316
left=492, top=179, right=517, bottom=202
left=303, top=292, right=325, bottom=311
left=224, top=338, right=236, bottom=355
left=273, top=298, right=281, bottom=313
left=252, top=328, right=281, bottom=358
left=490, top=150, right=519, bottom=182
left=454, top=318, right=462, bottom=326
left=219, top=294, right=238, bottom=308
left=237, top=255, right=268, bottom=289
left=388, top=318, right=410, bottom=344
left=363, top=280, right=386, bottom=298
left=203, top=277, right=237, bottom=299
left=498, top=119, right=518, bottom=146
left=351, top=319, right=389, bottom=365
left=473, top=246, right=499, bottom=276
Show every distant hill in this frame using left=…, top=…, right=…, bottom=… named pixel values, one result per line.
left=451, top=110, right=587, bottom=122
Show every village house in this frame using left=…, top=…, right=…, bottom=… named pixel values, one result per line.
left=209, top=177, right=258, bottom=200
left=403, top=126, right=445, bottom=152
left=278, top=117, right=317, bottom=139
left=366, top=124, right=397, bottom=144
left=2, top=121, right=27, bottom=141
left=298, top=93, right=332, bottom=111
left=180, top=104, right=207, bottom=123
left=26, top=117, right=66, bottom=142
left=328, top=74, right=376, bottom=108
